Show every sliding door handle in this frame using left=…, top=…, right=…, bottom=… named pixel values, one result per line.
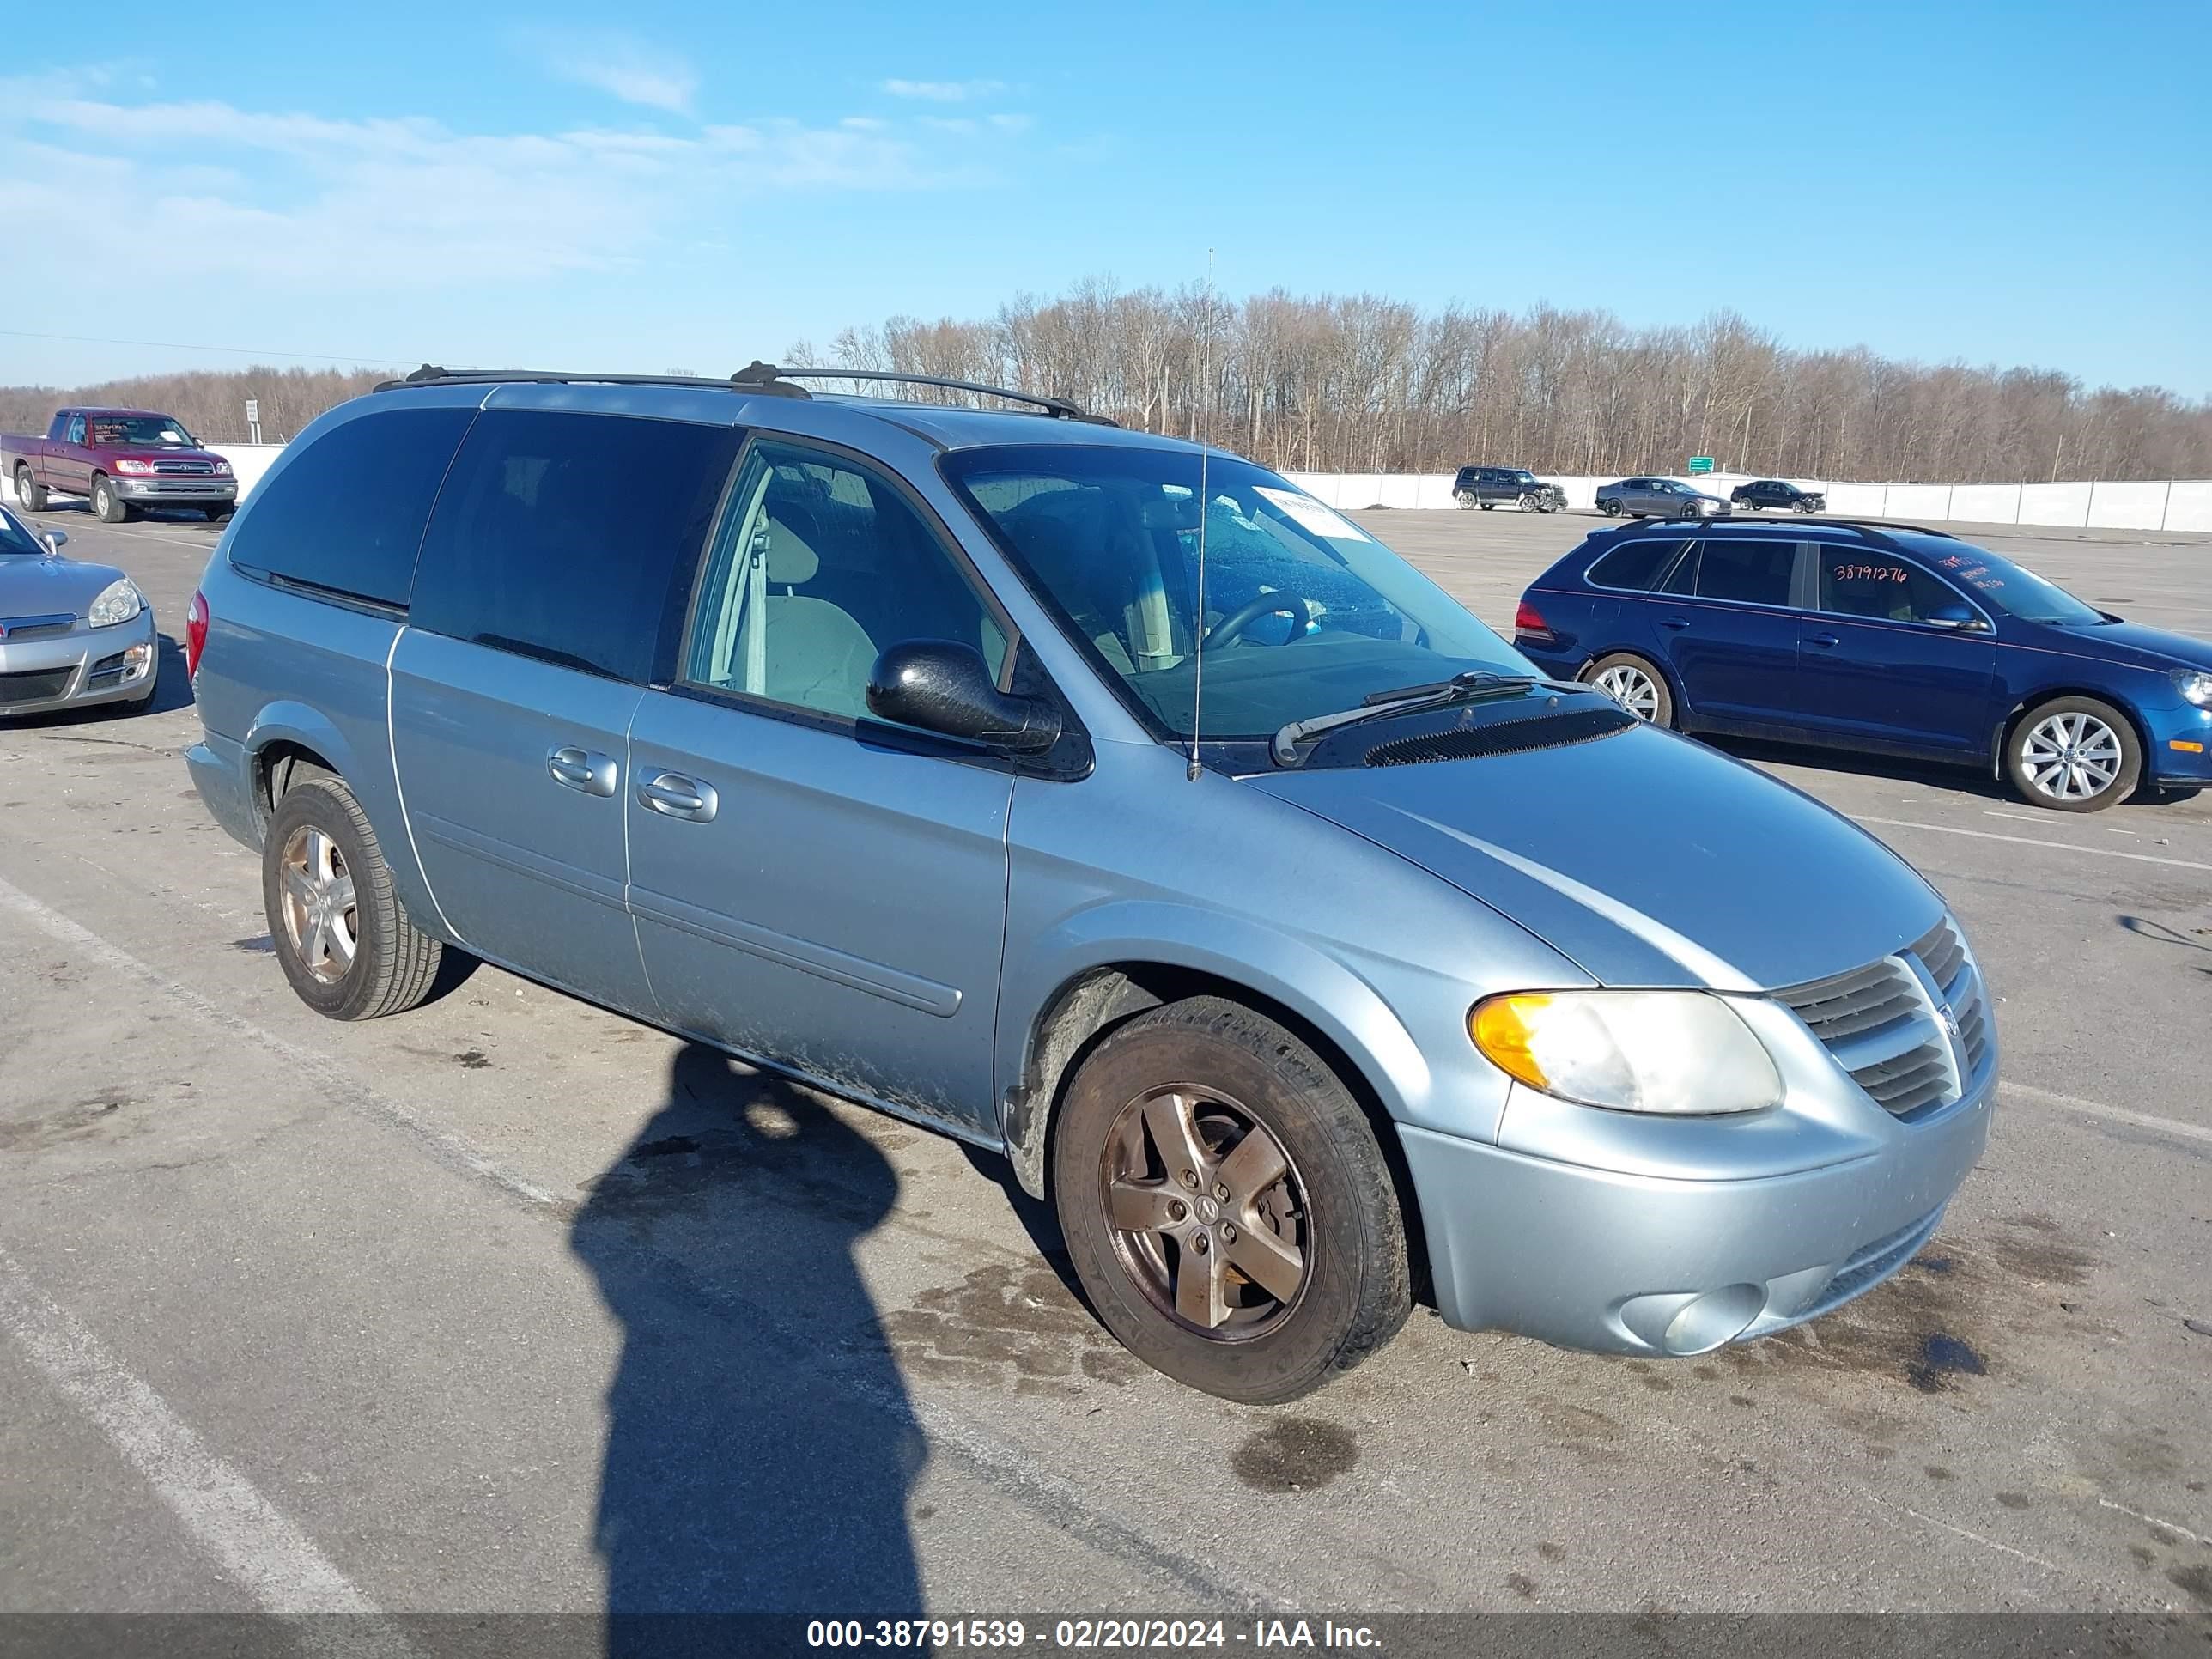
left=639, top=771, right=720, bottom=823
left=547, top=745, right=618, bottom=797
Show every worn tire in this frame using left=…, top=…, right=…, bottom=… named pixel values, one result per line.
left=91, top=475, right=129, bottom=524
left=262, top=775, right=443, bottom=1019
left=14, top=467, right=47, bottom=512
left=2003, top=695, right=2142, bottom=813
left=1052, top=996, right=1410, bottom=1403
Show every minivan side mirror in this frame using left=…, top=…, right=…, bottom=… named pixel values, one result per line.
left=1926, top=604, right=1989, bottom=632
left=866, top=640, right=1062, bottom=754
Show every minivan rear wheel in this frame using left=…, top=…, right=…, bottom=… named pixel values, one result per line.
left=262, top=775, right=444, bottom=1019
left=1052, top=996, right=1410, bottom=1403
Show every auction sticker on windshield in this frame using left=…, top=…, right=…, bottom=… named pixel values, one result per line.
left=1255, top=486, right=1370, bottom=542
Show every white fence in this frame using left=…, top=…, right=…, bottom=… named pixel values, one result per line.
left=9, top=444, right=2208, bottom=535
left=1284, top=469, right=2212, bottom=533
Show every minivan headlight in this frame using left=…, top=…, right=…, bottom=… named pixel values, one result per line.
left=2179, top=670, right=2212, bottom=708
left=1470, top=990, right=1783, bottom=1115
left=87, top=578, right=144, bottom=628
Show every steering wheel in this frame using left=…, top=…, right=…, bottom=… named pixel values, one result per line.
left=1205, top=592, right=1311, bottom=647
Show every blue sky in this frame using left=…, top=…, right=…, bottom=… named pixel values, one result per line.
left=3, top=0, right=2206, bottom=393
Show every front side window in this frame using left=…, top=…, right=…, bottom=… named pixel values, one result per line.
left=684, top=440, right=1007, bottom=722
left=1697, top=540, right=1796, bottom=606
left=943, top=445, right=1528, bottom=741
left=1815, top=546, right=1968, bottom=623
left=1895, top=534, right=2104, bottom=626
left=410, top=410, right=740, bottom=683
left=65, top=416, right=87, bottom=445
left=0, top=508, right=44, bottom=556
left=228, top=405, right=475, bottom=608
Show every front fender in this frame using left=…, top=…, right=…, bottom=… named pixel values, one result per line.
left=994, top=898, right=1439, bottom=1200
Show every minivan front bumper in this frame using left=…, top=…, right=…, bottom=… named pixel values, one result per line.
left=1399, top=1068, right=1993, bottom=1354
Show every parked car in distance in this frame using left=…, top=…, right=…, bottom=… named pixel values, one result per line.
left=1453, top=465, right=1566, bottom=513
left=4, top=407, right=238, bottom=524
left=1513, top=517, right=2212, bottom=812
left=185, top=366, right=1996, bottom=1401
left=1732, top=478, right=1826, bottom=514
left=1595, top=477, right=1731, bottom=520
left=0, top=508, right=158, bottom=717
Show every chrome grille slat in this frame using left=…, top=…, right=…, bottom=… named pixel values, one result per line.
left=1784, top=916, right=1994, bottom=1118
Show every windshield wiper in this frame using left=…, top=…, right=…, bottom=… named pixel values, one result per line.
left=1271, top=670, right=1556, bottom=767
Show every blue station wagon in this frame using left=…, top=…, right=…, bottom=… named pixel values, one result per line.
left=185, top=368, right=1998, bottom=1400
left=1515, top=518, right=2212, bottom=811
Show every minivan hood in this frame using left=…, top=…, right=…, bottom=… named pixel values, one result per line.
left=1247, top=724, right=1942, bottom=991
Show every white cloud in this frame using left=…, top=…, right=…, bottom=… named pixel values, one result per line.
left=0, top=79, right=994, bottom=292
left=514, top=27, right=699, bottom=114
left=882, top=78, right=1007, bottom=103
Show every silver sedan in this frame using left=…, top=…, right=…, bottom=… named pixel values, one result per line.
left=0, top=509, right=159, bottom=718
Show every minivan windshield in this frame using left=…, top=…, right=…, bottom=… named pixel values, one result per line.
left=942, top=445, right=1532, bottom=740
left=1893, top=533, right=2106, bottom=625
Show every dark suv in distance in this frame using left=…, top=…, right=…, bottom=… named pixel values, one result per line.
left=1452, top=465, right=1565, bottom=513
left=1732, top=478, right=1826, bottom=514
left=1512, top=518, right=2212, bottom=811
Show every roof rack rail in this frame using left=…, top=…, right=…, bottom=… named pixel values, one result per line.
left=746, top=364, right=1117, bottom=425
left=1601, top=514, right=1958, bottom=542
left=374, top=363, right=813, bottom=398
left=374, top=362, right=1115, bottom=424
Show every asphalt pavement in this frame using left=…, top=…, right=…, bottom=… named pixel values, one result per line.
left=3, top=498, right=2209, bottom=1626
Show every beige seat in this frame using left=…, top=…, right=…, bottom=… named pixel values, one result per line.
left=757, top=512, right=878, bottom=719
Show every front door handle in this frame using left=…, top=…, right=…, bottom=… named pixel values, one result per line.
left=547, top=744, right=618, bottom=797
left=1807, top=632, right=1841, bottom=648
left=639, top=771, right=720, bottom=823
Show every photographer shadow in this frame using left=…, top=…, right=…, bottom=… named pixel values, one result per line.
left=571, top=1043, right=926, bottom=1646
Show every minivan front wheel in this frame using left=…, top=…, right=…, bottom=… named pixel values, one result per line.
left=1052, top=996, right=1410, bottom=1403
left=262, top=775, right=444, bottom=1018
left=2005, top=696, right=2141, bottom=812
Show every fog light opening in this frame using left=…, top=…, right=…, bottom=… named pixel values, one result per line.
left=124, top=643, right=153, bottom=680
left=1662, top=1284, right=1766, bottom=1355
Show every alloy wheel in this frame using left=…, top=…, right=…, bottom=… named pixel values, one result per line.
left=277, top=825, right=359, bottom=984
left=1099, top=1084, right=1309, bottom=1338
left=2020, top=711, right=2124, bottom=803
left=1592, top=662, right=1662, bottom=721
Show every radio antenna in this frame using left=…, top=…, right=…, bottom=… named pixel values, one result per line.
left=1187, top=249, right=1215, bottom=783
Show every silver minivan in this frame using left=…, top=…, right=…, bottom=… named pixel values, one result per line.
left=185, top=368, right=1995, bottom=1401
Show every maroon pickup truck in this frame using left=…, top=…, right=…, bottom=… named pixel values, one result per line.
left=4, top=406, right=238, bottom=524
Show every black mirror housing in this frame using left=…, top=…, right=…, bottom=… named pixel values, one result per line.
left=866, top=641, right=1062, bottom=754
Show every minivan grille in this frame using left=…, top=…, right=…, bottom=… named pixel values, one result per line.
left=1780, top=917, right=1992, bottom=1117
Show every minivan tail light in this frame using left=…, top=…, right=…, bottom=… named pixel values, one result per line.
left=185, top=589, right=210, bottom=679
left=1514, top=599, right=1554, bottom=643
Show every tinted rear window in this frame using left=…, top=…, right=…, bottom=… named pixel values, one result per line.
left=1587, top=538, right=1685, bottom=591
left=227, top=406, right=474, bottom=607
left=1697, top=540, right=1796, bottom=605
left=409, top=410, right=740, bottom=684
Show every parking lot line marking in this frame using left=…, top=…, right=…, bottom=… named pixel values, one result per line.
left=0, top=1248, right=416, bottom=1649
left=1858, top=1491, right=2063, bottom=1575
left=2098, top=1498, right=2209, bottom=1547
left=2001, top=1080, right=2212, bottom=1147
left=0, top=871, right=564, bottom=1211
left=1856, top=816, right=2212, bottom=872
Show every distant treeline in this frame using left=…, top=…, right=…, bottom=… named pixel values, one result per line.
left=0, top=366, right=394, bottom=446
left=9, top=283, right=2209, bottom=483
left=803, top=281, right=2212, bottom=483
